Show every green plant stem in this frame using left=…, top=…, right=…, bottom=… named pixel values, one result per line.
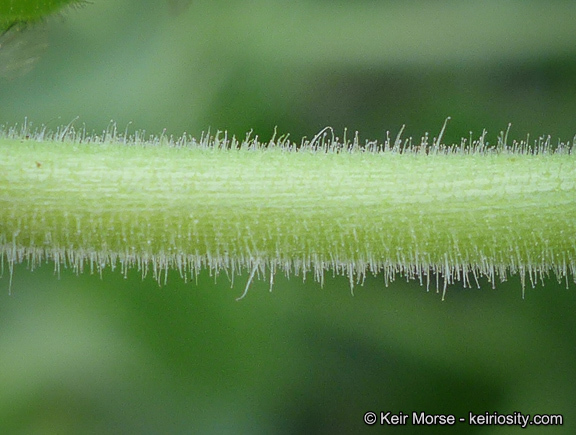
left=1, top=129, right=575, bottom=298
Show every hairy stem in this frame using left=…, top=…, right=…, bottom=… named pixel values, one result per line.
left=1, top=126, right=575, bottom=298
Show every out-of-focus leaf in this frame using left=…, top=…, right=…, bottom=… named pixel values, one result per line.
left=0, top=22, right=48, bottom=80
left=0, top=0, right=86, bottom=31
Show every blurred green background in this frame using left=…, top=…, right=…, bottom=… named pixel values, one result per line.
left=1, top=0, right=576, bottom=433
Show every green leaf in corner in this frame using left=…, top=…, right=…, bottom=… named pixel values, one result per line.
left=0, top=0, right=85, bottom=30
left=0, top=0, right=86, bottom=79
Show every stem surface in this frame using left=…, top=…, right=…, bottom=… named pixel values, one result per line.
left=1, top=130, right=575, bottom=298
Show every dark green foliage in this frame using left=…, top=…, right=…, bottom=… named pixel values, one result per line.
left=0, top=0, right=83, bottom=30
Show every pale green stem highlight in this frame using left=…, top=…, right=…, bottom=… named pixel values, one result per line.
left=1, top=130, right=575, bottom=298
